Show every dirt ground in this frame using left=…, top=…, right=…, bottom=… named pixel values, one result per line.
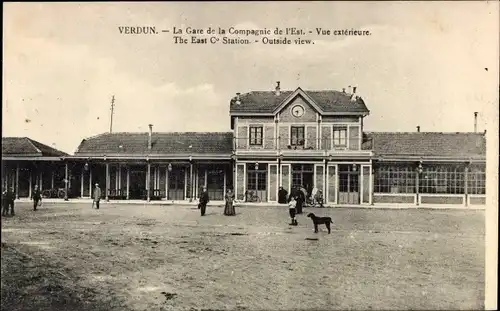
left=1, top=202, right=485, bottom=311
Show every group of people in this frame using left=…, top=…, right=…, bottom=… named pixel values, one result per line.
left=1, top=185, right=43, bottom=217
left=197, top=186, right=236, bottom=216
left=279, top=185, right=324, bottom=226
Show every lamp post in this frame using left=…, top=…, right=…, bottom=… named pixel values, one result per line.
left=254, top=162, right=259, bottom=171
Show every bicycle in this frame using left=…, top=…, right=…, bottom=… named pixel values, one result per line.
left=41, top=188, right=66, bottom=199
left=245, top=190, right=261, bottom=203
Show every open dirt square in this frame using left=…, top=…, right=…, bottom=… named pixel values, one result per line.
left=1, top=202, right=485, bottom=311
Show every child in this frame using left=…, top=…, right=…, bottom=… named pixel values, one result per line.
left=288, top=196, right=298, bottom=226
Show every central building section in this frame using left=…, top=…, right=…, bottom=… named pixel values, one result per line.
left=230, top=83, right=373, bottom=205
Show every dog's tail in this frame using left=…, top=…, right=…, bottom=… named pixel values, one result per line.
left=330, top=219, right=334, bottom=224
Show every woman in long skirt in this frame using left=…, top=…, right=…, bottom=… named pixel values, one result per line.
left=224, top=189, right=235, bottom=216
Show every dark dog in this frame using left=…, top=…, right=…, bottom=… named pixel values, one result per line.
left=307, top=213, right=333, bottom=234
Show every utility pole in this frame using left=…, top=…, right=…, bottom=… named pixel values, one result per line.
left=110, top=95, right=115, bottom=133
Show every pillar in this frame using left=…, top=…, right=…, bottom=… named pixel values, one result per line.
left=40, top=172, right=43, bottom=191
left=416, top=171, right=420, bottom=206
left=64, top=162, right=69, bottom=200
left=105, top=162, right=110, bottom=202
left=89, top=166, right=92, bottom=198
left=464, top=165, right=469, bottom=207
left=51, top=171, right=54, bottom=189
left=29, top=170, right=32, bottom=198
left=15, top=162, right=19, bottom=199
left=189, top=162, right=193, bottom=202
left=126, top=167, right=130, bottom=200
left=80, top=170, right=84, bottom=197
left=223, top=166, right=227, bottom=197
left=147, top=162, right=151, bottom=202
left=165, top=166, right=169, bottom=200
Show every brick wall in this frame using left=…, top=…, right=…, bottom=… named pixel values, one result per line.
left=349, top=125, right=360, bottom=150
left=263, top=125, right=275, bottom=149
left=321, top=125, right=332, bottom=150
left=236, top=164, right=245, bottom=200
left=278, top=126, right=289, bottom=149
left=306, top=126, right=317, bottom=149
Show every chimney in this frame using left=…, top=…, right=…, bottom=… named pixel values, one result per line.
left=275, top=81, right=281, bottom=96
left=347, top=85, right=352, bottom=94
left=235, top=93, right=241, bottom=105
left=342, top=88, right=346, bottom=93
left=417, top=126, right=420, bottom=132
left=474, top=112, right=478, bottom=132
left=148, top=124, right=153, bottom=150
left=353, top=86, right=357, bottom=94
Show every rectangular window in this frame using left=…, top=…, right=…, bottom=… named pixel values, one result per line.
left=333, top=127, right=347, bottom=146
left=419, top=165, right=466, bottom=194
left=291, top=126, right=305, bottom=146
left=374, top=165, right=416, bottom=193
left=249, top=126, right=263, bottom=146
left=468, top=165, right=486, bottom=195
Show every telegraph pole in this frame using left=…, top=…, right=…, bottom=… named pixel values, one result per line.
left=110, top=95, right=115, bottom=133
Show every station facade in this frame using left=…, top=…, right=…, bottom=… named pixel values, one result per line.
left=2, top=83, right=486, bottom=207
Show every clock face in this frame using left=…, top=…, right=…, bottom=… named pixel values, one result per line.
left=291, top=105, right=305, bottom=117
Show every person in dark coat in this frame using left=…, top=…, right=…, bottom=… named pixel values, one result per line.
left=2, top=187, right=15, bottom=216
left=32, top=185, right=42, bottom=211
left=278, top=187, right=288, bottom=204
left=295, top=187, right=305, bottom=214
left=199, top=186, right=209, bottom=216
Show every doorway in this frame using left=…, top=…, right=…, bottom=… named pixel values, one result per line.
left=207, top=168, right=225, bottom=201
left=129, top=167, right=146, bottom=199
left=168, top=168, right=185, bottom=200
left=246, top=165, right=267, bottom=202
left=338, top=164, right=360, bottom=204
left=291, top=164, right=314, bottom=196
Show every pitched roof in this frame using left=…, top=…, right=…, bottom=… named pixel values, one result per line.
left=75, top=132, right=234, bottom=156
left=229, top=89, right=369, bottom=114
left=1, top=137, right=68, bottom=157
left=362, top=132, right=486, bottom=158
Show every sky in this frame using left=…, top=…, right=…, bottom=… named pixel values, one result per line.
left=3, top=1, right=499, bottom=154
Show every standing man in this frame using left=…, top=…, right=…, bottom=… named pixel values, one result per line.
left=296, top=187, right=305, bottom=214
left=93, top=183, right=102, bottom=209
left=32, top=185, right=41, bottom=211
left=2, top=187, right=15, bottom=216
left=199, top=186, right=209, bottom=216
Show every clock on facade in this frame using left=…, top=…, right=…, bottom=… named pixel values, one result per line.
left=291, top=105, right=305, bottom=117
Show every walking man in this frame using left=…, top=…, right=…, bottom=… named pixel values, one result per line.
left=32, top=185, right=41, bottom=211
left=199, top=186, right=209, bottom=216
left=93, top=183, right=102, bottom=209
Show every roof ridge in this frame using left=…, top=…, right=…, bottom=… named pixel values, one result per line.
left=366, top=131, right=485, bottom=135
left=25, top=137, right=42, bottom=154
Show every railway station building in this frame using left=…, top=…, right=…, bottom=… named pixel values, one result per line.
left=2, top=83, right=486, bottom=207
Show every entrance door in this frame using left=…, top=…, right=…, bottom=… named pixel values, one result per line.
left=291, top=164, right=314, bottom=196
left=207, top=168, right=224, bottom=201
left=246, top=169, right=267, bottom=202
left=338, top=164, right=360, bottom=204
left=168, top=168, right=185, bottom=200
